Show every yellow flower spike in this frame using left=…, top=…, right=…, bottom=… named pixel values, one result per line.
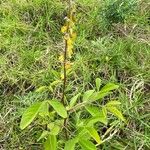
left=64, top=33, right=70, bottom=40
left=65, top=62, right=72, bottom=70
left=67, top=44, right=73, bottom=58
left=59, top=54, right=64, bottom=63
left=67, top=38, right=73, bottom=46
left=71, top=32, right=77, bottom=41
left=61, top=26, right=67, bottom=33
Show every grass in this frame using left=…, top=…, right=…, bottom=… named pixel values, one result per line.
left=0, top=0, right=150, bottom=149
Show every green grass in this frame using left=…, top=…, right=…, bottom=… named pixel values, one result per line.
left=0, top=0, right=150, bottom=149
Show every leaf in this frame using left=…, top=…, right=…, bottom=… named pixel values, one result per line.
left=89, top=92, right=112, bottom=102
left=50, top=125, right=60, bottom=135
left=47, top=123, right=55, bottom=130
left=95, top=78, right=101, bottom=91
left=69, top=93, right=81, bottom=109
left=83, top=90, right=95, bottom=102
left=106, top=106, right=125, bottom=122
left=48, top=100, right=67, bottom=118
left=37, top=130, right=49, bottom=141
left=86, top=116, right=107, bottom=126
left=36, top=86, right=48, bottom=93
left=20, top=102, right=42, bottom=130
left=64, top=138, right=78, bottom=150
left=78, top=128, right=89, bottom=138
left=86, top=127, right=102, bottom=144
left=85, top=106, right=101, bottom=116
left=39, top=101, right=49, bottom=117
left=79, top=139, right=97, bottom=150
left=102, top=107, right=107, bottom=123
left=44, top=135, right=57, bottom=150
left=100, top=83, right=119, bottom=93
left=106, top=101, right=121, bottom=107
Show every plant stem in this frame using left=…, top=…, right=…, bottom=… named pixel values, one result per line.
left=62, top=0, right=72, bottom=140
left=62, top=0, right=71, bottom=105
left=62, top=39, right=67, bottom=106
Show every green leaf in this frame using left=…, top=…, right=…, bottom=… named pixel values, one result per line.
left=95, top=78, right=101, bottom=91
left=36, top=86, right=48, bottom=93
left=89, top=92, right=111, bottom=102
left=85, top=106, right=107, bottom=125
left=106, top=101, right=121, bottom=107
left=39, top=101, right=49, bottom=117
left=78, top=128, right=89, bottom=138
left=86, top=127, right=102, bottom=144
left=106, top=106, right=125, bottom=122
left=85, top=106, right=101, bottom=116
left=44, top=135, right=57, bottom=150
left=86, top=116, right=107, bottom=126
left=69, top=93, right=81, bottom=108
left=102, top=106, right=107, bottom=123
left=79, top=139, right=97, bottom=150
left=48, top=100, right=67, bottom=118
left=20, top=102, right=43, bottom=130
left=64, top=138, right=78, bottom=150
left=100, top=83, right=119, bottom=93
left=37, top=130, right=49, bottom=141
left=83, top=90, right=95, bottom=102
left=50, top=125, right=60, bottom=135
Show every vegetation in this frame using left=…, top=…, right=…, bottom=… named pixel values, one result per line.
left=0, top=0, right=150, bottom=149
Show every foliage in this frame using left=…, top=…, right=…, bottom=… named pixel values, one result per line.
left=0, top=0, right=150, bottom=150
left=19, top=1, right=125, bottom=149
left=102, top=0, right=138, bottom=27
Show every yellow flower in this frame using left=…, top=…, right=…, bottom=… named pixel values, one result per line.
left=61, top=26, right=67, bottom=33
left=59, top=54, right=64, bottom=63
left=67, top=46, right=73, bottom=58
left=65, top=62, right=73, bottom=70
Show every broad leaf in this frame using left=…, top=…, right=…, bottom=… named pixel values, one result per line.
left=89, top=92, right=111, bottom=102
left=44, top=135, right=57, bottom=150
left=106, top=106, right=125, bottom=122
left=50, top=125, right=60, bottom=135
left=79, top=139, right=97, bottom=150
left=49, top=100, right=67, bottom=118
left=86, top=127, right=102, bottom=144
left=37, top=130, right=49, bottom=141
left=83, top=90, right=95, bottom=102
left=85, top=106, right=107, bottom=125
left=39, top=101, right=49, bottom=117
left=100, top=83, right=119, bottom=93
left=69, top=93, right=81, bottom=108
left=85, top=106, right=101, bottom=116
left=86, top=115, right=107, bottom=126
left=78, top=128, right=89, bottom=138
left=95, top=78, right=101, bottom=91
left=64, top=138, right=78, bottom=150
left=20, top=102, right=42, bottom=130
left=36, top=86, right=48, bottom=93
left=106, top=101, right=121, bottom=107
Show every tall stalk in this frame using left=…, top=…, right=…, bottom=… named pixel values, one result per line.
left=60, top=0, right=76, bottom=139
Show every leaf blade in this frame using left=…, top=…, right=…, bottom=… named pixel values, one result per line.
left=44, top=135, right=57, bottom=150
left=100, top=83, right=119, bottom=93
left=106, top=106, right=125, bottom=122
left=20, top=102, right=42, bottom=130
left=79, top=139, right=97, bottom=150
left=86, top=127, right=102, bottom=144
left=95, top=78, right=101, bottom=91
left=64, top=138, right=78, bottom=150
left=69, top=93, right=81, bottom=109
left=83, top=90, right=95, bottom=102
left=49, top=100, right=67, bottom=118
